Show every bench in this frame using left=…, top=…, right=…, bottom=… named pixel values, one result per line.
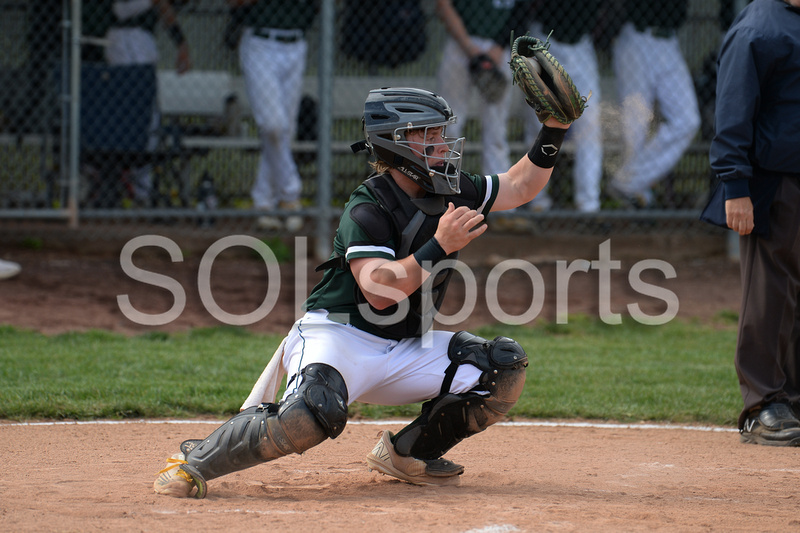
left=157, top=71, right=717, bottom=160
left=156, top=70, right=547, bottom=156
left=155, top=71, right=711, bottom=211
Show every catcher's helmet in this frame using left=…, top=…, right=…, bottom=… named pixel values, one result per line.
left=359, top=87, right=464, bottom=195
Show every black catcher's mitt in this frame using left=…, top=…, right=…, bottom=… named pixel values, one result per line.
left=509, top=35, right=590, bottom=125
left=469, top=53, right=508, bottom=104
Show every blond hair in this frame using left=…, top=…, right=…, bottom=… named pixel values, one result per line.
left=369, top=160, right=392, bottom=174
left=369, top=126, right=431, bottom=175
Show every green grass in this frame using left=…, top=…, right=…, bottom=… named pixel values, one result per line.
left=0, top=317, right=740, bottom=426
left=0, top=325, right=274, bottom=420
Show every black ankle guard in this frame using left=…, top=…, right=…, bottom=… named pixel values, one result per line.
left=179, top=464, right=208, bottom=499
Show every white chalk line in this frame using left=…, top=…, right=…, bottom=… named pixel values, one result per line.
left=2, top=418, right=737, bottom=433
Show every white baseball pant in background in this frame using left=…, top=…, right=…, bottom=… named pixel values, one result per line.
left=239, top=28, right=305, bottom=210
left=437, top=36, right=512, bottom=177
left=611, top=22, right=700, bottom=202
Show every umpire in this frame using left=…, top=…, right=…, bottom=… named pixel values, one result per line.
left=709, top=0, right=800, bottom=446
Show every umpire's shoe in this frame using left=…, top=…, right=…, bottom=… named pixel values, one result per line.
left=740, top=402, right=800, bottom=446
left=366, top=431, right=464, bottom=486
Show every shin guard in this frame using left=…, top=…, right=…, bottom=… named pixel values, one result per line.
left=184, top=363, right=348, bottom=481
left=393, top=331, right=528, bottom=460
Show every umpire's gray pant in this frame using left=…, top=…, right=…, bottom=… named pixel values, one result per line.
left=736, top=176, right=800, bottom=428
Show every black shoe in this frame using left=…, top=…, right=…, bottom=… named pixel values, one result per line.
left=606, top=180, right=652, bottom=210
left=740, top=403, right=800, bottom=446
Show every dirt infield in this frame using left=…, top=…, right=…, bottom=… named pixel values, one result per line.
left=3, top=419, right=800, bottom=532
left=0, top=232, right=739, bottom=336
left=5, top=231, right=793, bottom=532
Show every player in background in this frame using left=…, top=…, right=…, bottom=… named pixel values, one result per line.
left=104, top=0, right=191, bottom=205
left=608, top=0, right=700, bottom=208
left=228, top=0, right=317, bottom=232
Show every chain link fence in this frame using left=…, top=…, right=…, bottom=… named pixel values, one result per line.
left=0, top=0, right=742, bottom=258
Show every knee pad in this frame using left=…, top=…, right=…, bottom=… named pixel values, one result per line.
left=186, top=363, right=348, bottom=481
left=287, top=362, right=349, bottom=439
left=393, top=332, right=528, bottom=461
left=445, top=331, right=528, bottom=410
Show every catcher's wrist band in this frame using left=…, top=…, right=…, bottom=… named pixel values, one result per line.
left=413, top=237, right=447, bottom=271
left=168, top=24, right=186, bottom=46
left=527, top=125, right=567, bottom=169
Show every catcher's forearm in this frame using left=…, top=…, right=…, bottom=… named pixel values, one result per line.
left=495, top=120, right=568, bottom=210
left=527, top=125, right=567, bottom=169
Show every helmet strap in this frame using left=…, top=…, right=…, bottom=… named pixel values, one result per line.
left=350, top=140, right=369, bottom=154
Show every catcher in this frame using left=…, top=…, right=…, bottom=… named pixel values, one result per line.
left=154, top=37, right=587, bottom=498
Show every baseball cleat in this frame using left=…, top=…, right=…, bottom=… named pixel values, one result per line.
left=0, top=259, right=21, bottom=280
left=740, top=403, right=800, bottom=446
left=607, top=180, right=652, bottom=210
left=257, top=215, right=283, bottom=231
left=279, top=200, right=304, bottom=233
left=154, top=453, right=207, bottom=498
left=366, top=430, right=464, bottom=486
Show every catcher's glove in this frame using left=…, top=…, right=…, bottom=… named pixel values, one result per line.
left=509, top=35, right=590, bottom=125
left=469, top=53, right=508, bottom=104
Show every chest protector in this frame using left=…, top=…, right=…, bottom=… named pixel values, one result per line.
left=320, top=173, right=481, bottom=340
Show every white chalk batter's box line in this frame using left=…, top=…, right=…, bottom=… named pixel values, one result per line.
left=3, top=419, right=738, bottom=433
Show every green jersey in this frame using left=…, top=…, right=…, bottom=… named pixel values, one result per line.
left=305, top=171, right=500, bottom=339
left=453, top=0, right=516, bottom=40
left=243, top=0, right=319, bottom=31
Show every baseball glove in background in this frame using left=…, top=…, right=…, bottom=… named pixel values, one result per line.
left=509, top=35, right=590, bottom=125
left=469, top=53, right=508, bottom=104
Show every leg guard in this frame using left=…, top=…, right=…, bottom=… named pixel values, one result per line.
left=184, top=363, right=348, bottom=481
left=393, top=331, right=528, bottom=460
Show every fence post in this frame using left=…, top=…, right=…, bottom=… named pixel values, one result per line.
left=67, top=0, right=82, bottom=228
left=313, top=0, right=335, bottom=262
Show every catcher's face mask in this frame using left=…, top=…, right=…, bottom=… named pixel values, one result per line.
left=396, top=121, right=464, bottom=195
left=358, top=87, right=466, bottom=196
